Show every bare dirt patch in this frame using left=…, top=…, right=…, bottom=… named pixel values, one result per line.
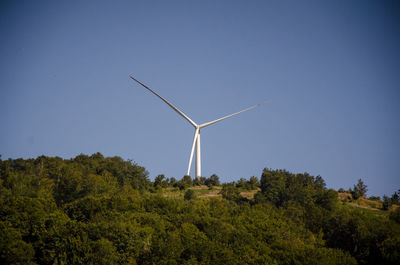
left=240, top=190, right=258, bottom=200
left=338, top=192, right=352, bottom=200
left=189, top=185, right=209, bottom=190
left=198, top=188, right=221, bottom=198
left=347, top=202, right=380, bottom=211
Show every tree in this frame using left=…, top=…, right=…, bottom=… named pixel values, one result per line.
left=89, top=238, right=119, bottom=264
left=0, top=222, right=35, bottom=264
left=260, top=168, right=285, bottom=206
left=177, top=175, right=193, bottom=190
left=314, top=175, right=326, bottom=188
left=390, top=190, right=399, bottom=205
left=351, top=179, right=367, bottom=200
left=235, top=178, right=249, bottom=190
left=1, top=155, right=399, bottom=265
left=249, top=176, right=259, bottom=189
left=182, top=175, right=193, bottom=186
left=154, top=174, right=168, bottom=188
left=219, top=184, right=241, bottom=201
left=382, top=195, right=392, bottom=210
left=54, top=166, right=84, bottom=205
left=205, top=174, right=220, bottom=187
left=169, top=177, right=177, bottom=187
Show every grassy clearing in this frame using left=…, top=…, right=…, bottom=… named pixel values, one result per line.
left=240, top=189, right=260, bottom=200
left=160, top=185, right=259, bottom=200
left=161, top=185, right=221, bottom=199
left=357, top=197, right=382, bottom=209
left=338, top=192, right=382, bottom=210
left=161, top=188, right=394, bottom=218
left=337, top=192, right=400, bottom=218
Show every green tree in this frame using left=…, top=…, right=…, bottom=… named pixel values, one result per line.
left=249, top=176, right=259, bottom=189
left=382, top=195, right=392, bottom=210
left=1, top=155, right=399, bottom=265
left=154, top=174, right=166, bottom=188
left=260, top=168, right=285, bottom=206
left=177, top=175, right=193, bottom=190
left=391, top=190, right=399, bottom=204
left=205, top=174, right=220, bottom=187
left=351, top=179, right=367, bottom=200
left=235, top=178, right=250, bottom=190
left=324, top=206, right=397, bottom=265
left=169, top=177, right=177, bottom=186
left=219, top=184, right=241, bottom=201
left=0, top=222, right=35, bottom=264
left=54, top=166, right=84, bottom=205
left=88, top=238, right=119, bottom=264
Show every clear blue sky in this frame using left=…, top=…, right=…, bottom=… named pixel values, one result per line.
left=1, top=0, right=399, bottom=196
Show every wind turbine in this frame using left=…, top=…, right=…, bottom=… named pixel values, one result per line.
left=130, top=76, right=265, bottom=180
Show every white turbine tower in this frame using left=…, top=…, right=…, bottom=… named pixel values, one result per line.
left=130, top=76, right=265, bottom=180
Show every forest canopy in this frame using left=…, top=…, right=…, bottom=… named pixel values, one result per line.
left=0, top=153, right=399, bottom=264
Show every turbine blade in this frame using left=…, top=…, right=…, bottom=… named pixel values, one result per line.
left=130, top=75, right=197, bottom=127
left=199, top=100, right=269, bottom=129
left=187, top=128, right=199, bottom=176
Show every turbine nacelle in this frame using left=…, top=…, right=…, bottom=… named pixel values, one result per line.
left=130, top=75, right=266, bottom=180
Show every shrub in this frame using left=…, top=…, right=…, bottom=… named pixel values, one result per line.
left=368, top=196, right=381, bottom=201
left=184, top=189, right=196, bottom=201
left=382, top=195, right=392, bottom=210
left=219, top=184, right=241, bottom=201
left=350, top=179, right=367, bottom=200
left=204, top=174, right=220, bottom=187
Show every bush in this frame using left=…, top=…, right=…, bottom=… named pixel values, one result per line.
left=249, top=176, right=259, bottom=189
left=389, top=207, right=400, bottom=223
left=383, top=195, right=392, bottom=210
left=181, top=175, right=193, bottom=186
left=184, top=189, right=196, bottom=201
left=391, top=191, right=399, bottom=205
left=169, top=177, right=177, bottom=186
left=154, top=174, right=168, bottom=188
left=219, top=184, right=241, bottom=201
left=204, top=174, right=220, bottom=187
left=368, top=196, right=381, bottom=201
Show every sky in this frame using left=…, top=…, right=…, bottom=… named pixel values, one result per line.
left=0, top=0, right=399, bottom=196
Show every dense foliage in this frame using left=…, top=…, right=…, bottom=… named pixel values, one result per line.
left=0, top=154, right=399, bottom=264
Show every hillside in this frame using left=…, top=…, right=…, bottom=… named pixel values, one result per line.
left=165, top=186, right=398, bottom=211
left=162, top=185, right=258, bottom=200
left=1, top=154, right=399, bottom=265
